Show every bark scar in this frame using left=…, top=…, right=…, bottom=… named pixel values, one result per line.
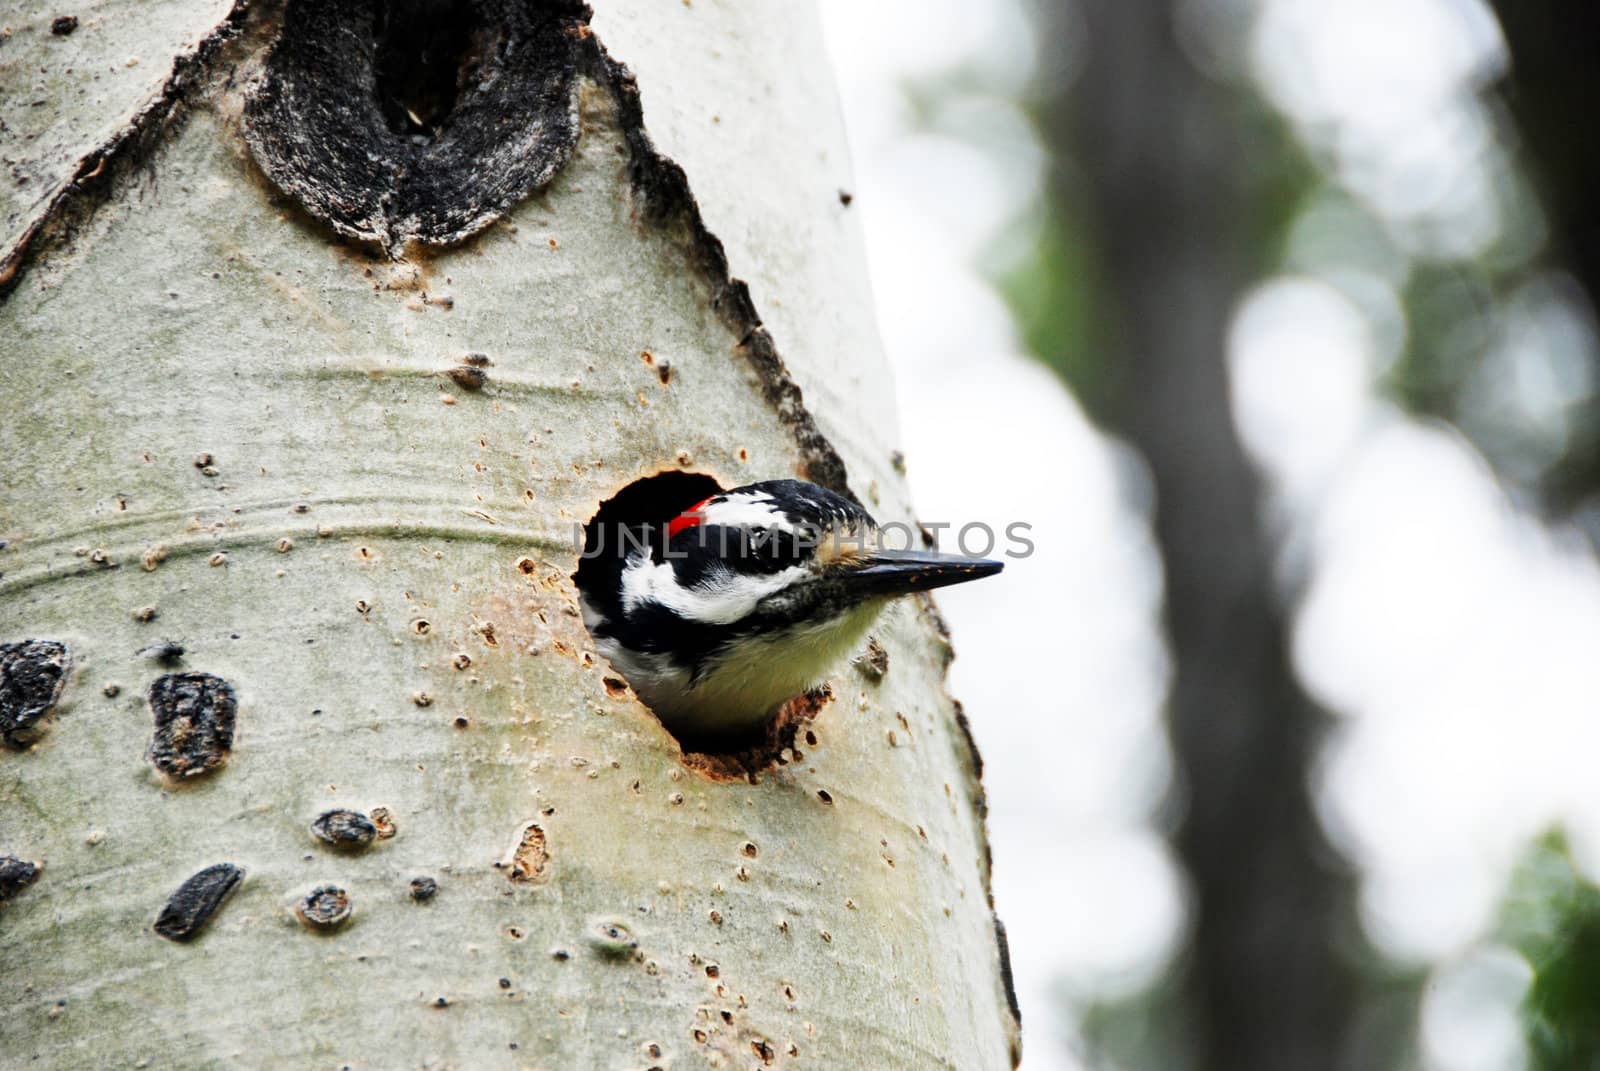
left=241, top=0, right=590, bottom=255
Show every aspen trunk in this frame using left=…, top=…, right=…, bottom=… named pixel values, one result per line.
left=0, top=2, right=1020, bottom=1068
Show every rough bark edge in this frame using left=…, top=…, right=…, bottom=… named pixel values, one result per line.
left=994, top=917, right=1025, bottom=1065
left=578, top=40, right=852, bottom=498
left=925, top=596, right=1019, bottom=1058
left=0, top=12, right=1018, bottom=1059
left=0, top=1, right=253, bottom=301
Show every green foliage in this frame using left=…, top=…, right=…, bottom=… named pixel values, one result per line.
left=1499, top=831, right=1600, bottom=1070
left=1382, top=262, right=1497, bottom=420
left=989, top=85, right=1314, bottom=428
left=1075, top=968, right=1192, bottom=1071
left=990, top=198, right=1105, bottom=414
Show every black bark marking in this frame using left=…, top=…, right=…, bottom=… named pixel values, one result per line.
left=311, top=809, right=378, bottom=850
left=1, top=640, right=70, bottom=746
left=409, top=875, right=438, bottom=901
left=50, top=15, right=79, bottom=36
left=148, top=672, right=237, bottom=779
left=154, top=863, right=244, bottom=941
left=296, top=884, right=352, bottom=928
left=243, top=0, right=589, bottom=254
left=0, top=855, right=42, bottom=901
left=446, top=365, right=488, bottom=390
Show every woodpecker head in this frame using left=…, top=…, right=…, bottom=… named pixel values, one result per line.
left=578, top=478, right=1002, bottom=742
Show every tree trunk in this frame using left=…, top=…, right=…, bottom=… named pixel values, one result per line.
left=1485, top=0, right=1600, bottom=521
left=1043, top=3, right=1361, bottom=1068
left=0, top=3, right=1020, bottom=1068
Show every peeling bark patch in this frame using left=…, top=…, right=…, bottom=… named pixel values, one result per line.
left=504, top=822, right=548, bottom=883
left=854, top=638, right=888, bottom=680
left=311, top=809, right=378, bottom=851
left=1, top=639, right=70, bottom=746
left=147, top=672, right=237, bottom=779
left=243, top=0, right=590, bottom=253
left=0, top=856, right=42, bottom=902
left=154, top=863, right=244, bottom=941
left=296, top=885, right=352, bottom=929
left=369, top=806, right=397, bottom=838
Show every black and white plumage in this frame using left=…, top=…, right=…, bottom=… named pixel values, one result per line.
left=577, top=479, right=1002, bottom=741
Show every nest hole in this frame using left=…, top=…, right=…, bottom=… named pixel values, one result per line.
left=575, top=471, right=831, bottom=771
left=676, top=687, right=830, bottom=783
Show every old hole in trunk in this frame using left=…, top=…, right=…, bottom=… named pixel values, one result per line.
left=244, top=0, right=587, bottom=249
left=373, top=0, right=480, bottom=138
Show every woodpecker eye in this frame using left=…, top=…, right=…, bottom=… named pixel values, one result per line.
left=736, top=525, right=805, bottom=573
left=671, top=523, right=803, bottom=575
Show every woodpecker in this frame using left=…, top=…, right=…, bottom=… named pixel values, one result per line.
left=578, top=479, right=1003, bottom=742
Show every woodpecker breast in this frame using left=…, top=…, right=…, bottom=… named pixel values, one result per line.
left=576, top=479, right=1000, bottom=742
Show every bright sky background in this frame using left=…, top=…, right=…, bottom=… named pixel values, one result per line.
left=819, top=1, right=1600, bottom=1069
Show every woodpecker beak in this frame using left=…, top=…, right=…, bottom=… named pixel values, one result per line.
left=843, top=549, right=1004, bottom=597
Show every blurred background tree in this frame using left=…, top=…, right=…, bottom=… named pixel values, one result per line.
left=1473, top=0, right=1600, bottom=526
left=1015, top=1, right=1600, bottom=1068
left=825, top=0, right=1600, bottom=1067
left=1026, top=3, right=1363, bottom=1069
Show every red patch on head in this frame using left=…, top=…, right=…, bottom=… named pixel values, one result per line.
left=667, top=496, right=716, bottom=539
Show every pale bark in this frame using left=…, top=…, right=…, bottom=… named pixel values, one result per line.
left=0, top=3, right=1019, bottom=1068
